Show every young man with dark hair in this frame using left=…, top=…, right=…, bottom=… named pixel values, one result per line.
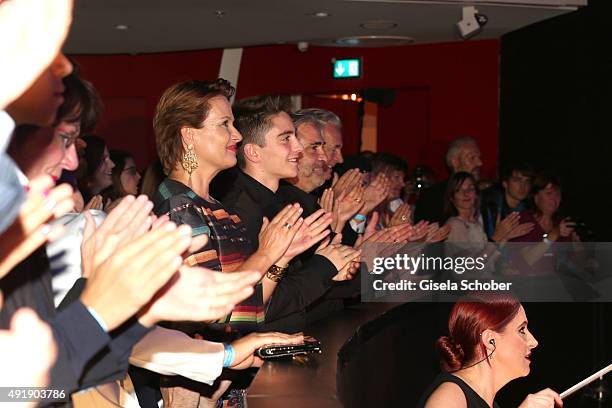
left=481, top=162, right=534, bottom=239
left=222, top=95, right=358, bottom=331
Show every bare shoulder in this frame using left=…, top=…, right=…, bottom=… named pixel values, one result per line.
left=424, top=382, right=467, bottom=408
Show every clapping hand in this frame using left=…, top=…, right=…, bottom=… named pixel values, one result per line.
left=0, top=175, right=74, bottom=279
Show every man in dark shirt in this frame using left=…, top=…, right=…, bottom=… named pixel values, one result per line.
left=414, top=136, right=483, bottom=223
left=223, top=96, right=355, bottom=332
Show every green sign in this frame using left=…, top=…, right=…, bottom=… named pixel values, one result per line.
left=333, top=58, right=361, bottom=79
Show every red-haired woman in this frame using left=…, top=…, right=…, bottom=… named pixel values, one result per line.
left=420, top=292, right=562, bottom=408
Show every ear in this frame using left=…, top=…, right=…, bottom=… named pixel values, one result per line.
left=480, top=329, right=497, bottom=354
left=450, top=156, right=460, bottom=173
left=242, top=143, right=262, bottom=163
left=180, top=126, right=194, bottom=147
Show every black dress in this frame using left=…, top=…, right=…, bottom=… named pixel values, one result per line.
left=417, top=371, right=501, bottom=408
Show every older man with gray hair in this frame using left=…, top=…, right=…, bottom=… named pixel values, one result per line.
left=298, top=108, right=345, bottom=180
left=414, top=135, right=483, bottom=223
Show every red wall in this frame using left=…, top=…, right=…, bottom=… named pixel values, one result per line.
left=72, top=40, right=499, bottom=179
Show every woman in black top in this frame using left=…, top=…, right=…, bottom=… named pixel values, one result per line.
left=420, top=292, right=563, bottom=408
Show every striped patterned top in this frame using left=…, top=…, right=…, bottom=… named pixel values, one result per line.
left=153, top=178, right=265, bottom=332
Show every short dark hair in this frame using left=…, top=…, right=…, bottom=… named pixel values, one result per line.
left=500, top=162, right=534, bottom=183
left=101, top=149, right=134, bottom=200
left=233, top=95, right=291, bottom=169
left=153, top=79, right=235, bottom=175
left=528, top=172, right=562, bottom=220
left=371, top=152, right=408, bottom=176
left=56, top=61, right=102, bottom=134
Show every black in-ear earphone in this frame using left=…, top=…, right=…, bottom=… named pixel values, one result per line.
left=451, top=338, right=496, bottom=372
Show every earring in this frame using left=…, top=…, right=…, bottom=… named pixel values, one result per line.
left=181, top=144, right=198, bottom=181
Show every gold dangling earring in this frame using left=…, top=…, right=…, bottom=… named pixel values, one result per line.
left=181, top=143, right=199, bottom=185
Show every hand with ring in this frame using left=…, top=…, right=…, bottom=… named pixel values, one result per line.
left=256, top=203, right=304, bottom=265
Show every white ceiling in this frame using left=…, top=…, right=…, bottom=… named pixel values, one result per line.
left=65, top=0, right=586, bottom=54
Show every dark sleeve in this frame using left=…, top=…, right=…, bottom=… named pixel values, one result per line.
left=341, top=222, right=359, bottom=246
left=414, top=188, right=433, bottom=223
left=46, top=300, right=112, bottom=396
left=55, top=278, right=152, bottom=391
left=78, top=318, right=151, bottom=389
left=414, top=184, right=445, bottom=223
left=264, top=255, right=337, bottom=324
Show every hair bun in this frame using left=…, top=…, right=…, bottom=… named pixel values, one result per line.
left=436, top=335, right=465, bottom=372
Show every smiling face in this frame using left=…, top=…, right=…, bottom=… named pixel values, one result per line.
left=322, top=123, right=343, bottom=180
left=10, top=120, right=80, bottom=181
left=91, top=146, right=115, bottom=193
left=189, top=95, right=243, bottom=173
left=120, top=157, right=141, bottom=195
left=493, top=306, right=538, bottom=379
left=259, top=112, right=303, bottom=180
left=294, top=122, right=328, bottom=192
left=534, top=183, right=561, bottom=215
left=452, top=178, right=477, bottom=213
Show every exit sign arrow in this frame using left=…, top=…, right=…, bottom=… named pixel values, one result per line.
left=333, top=58, right=361, bottom=79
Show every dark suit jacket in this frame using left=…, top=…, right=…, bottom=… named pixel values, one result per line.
left=222, top=171, right=342, bottom=332
left=0, top=248, right=149, bottom=405
left=414, top=179, right=450, bottom=224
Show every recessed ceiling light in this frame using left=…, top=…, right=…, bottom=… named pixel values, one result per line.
left=308, top=11, right=330, bottom=18
left=114, top=24, right=129, bottom=30
left=360, top=20, right=398, bottom=30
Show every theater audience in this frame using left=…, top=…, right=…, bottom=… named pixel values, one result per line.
left=223, top=95, right=359, bottom=331
left=101, top=149, right=141, bottom=201
left=482, top=162, right=534, bottom=239
left=415, top=136, right=483, bottom=224
left=370, top=152, right=408, bottom=226
left=79, top=134, right=115, bottom=202
left=509, top=173, right=581, bottom=276
left=151, top=79, right=306, bottom=407
left=0, top=2, right=596, bottom=405
left=443, top=172, right=532, bottom=266
left=1, top=13, right=268, bottom=406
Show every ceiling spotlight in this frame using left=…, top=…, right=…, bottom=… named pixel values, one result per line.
left=350, top=94, right=357, bottom=101
left=214, top=9, right=226, bottom=19
left=114, top=24, right=129, bottom=30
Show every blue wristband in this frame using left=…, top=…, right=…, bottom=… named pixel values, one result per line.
left=353, top=214, right=366, bottom=222
left=86, top=306, right=109, bottom=332
left=223, top=343, right=235, bottom=367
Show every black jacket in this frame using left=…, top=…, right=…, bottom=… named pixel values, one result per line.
left=222, top=171, right=340, bottom=332
left=0, top=248, right=149, bottom=405
left=414, top=179, right=449, bottom=224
